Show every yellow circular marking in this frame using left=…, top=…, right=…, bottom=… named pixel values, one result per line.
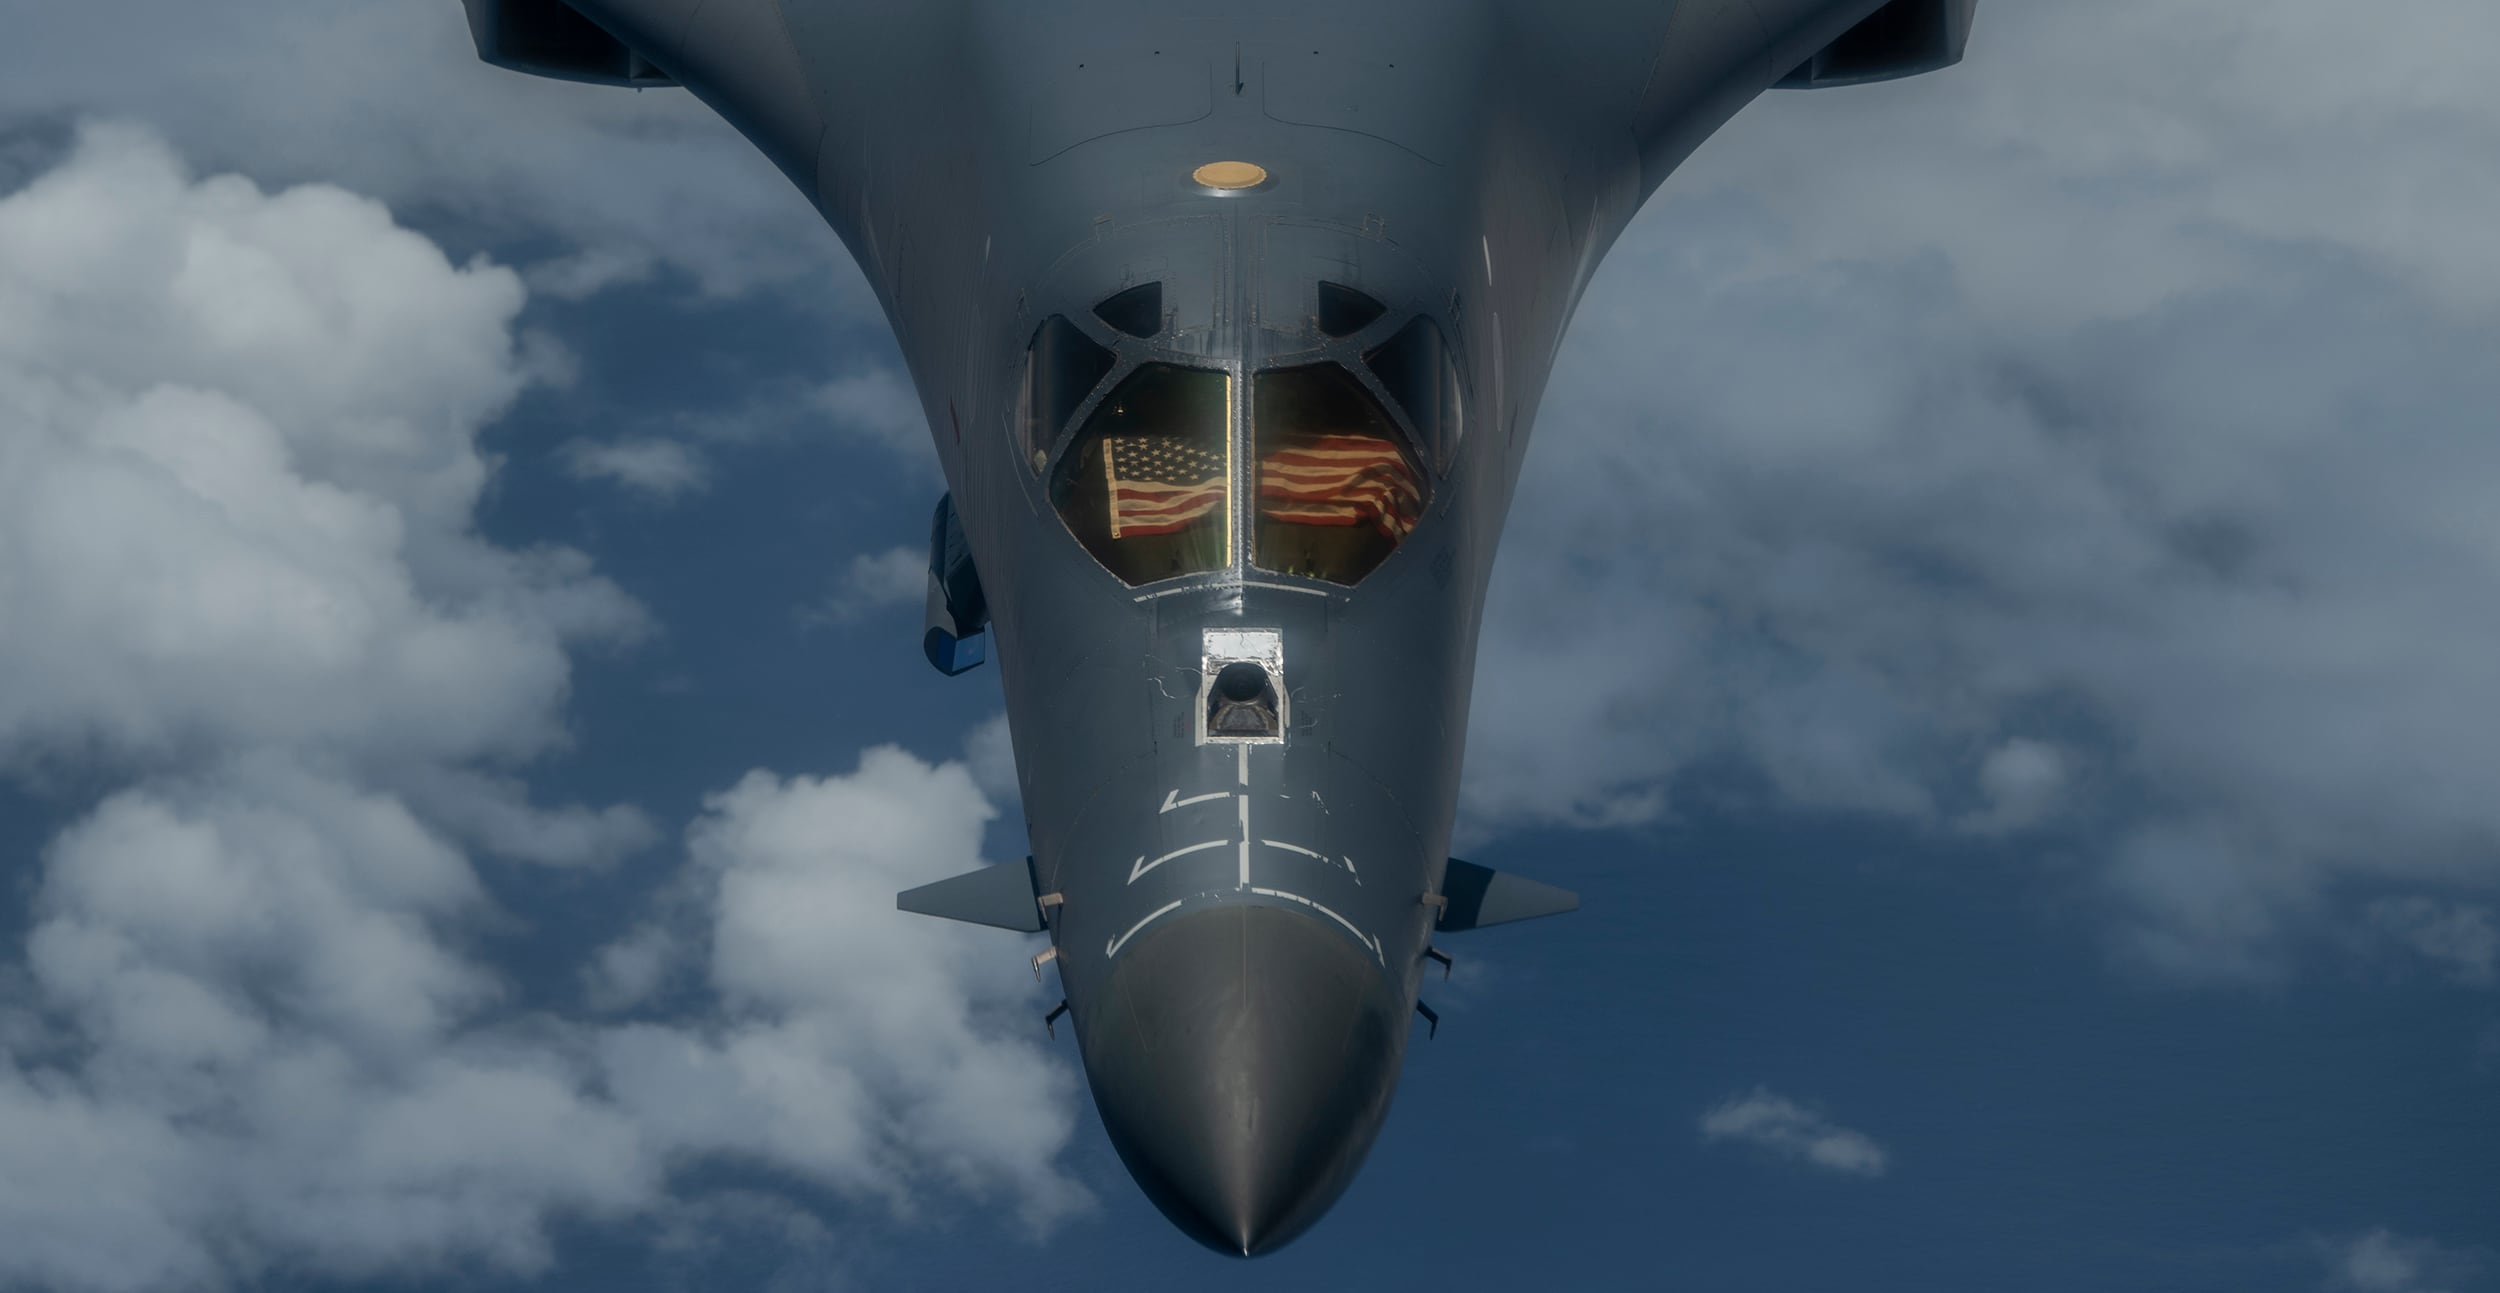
left=1193, top=160, right=1269, bottom=191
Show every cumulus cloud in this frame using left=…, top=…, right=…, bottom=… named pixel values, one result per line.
left=2360, top=900, right=2498, bottom=988
left=401, top=766, right=658, bottom=869
left=2322, top=1227, right=2486, bottom=1293
left=1963, top=737, right=2071, bottom=835
left=560, top=436, right=713, bottom=502
left=4, top=747, right=1081, bottom=1291
left=963, top=714, right=1022, bottom=811
left=601, top=754, right=1086, bottom=1231
left=0, top=122, right=642, bottom=770
left=5, top=763, right=654, bottom=1290
left=1698, top=1087, right=1888, bottom=1178
left=807, top=545, right=930, bottom=626
left=1470, top=0, right=2500, bottom=983
left=814, top=367, right=939, bottom=469
left=525, top=245, right=659, bottom=303
left=0, top=2, right=856, bottom=303
left=0, top=128, right=1078, bottom=1289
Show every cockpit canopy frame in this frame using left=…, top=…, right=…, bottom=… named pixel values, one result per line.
left=1016, top=281, right=1468, bottom=592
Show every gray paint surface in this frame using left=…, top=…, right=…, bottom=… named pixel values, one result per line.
left=467, top=0, right=1973, bottom=1255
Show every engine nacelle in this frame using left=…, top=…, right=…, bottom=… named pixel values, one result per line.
left=461, top=0, right=675, bottom=88
left=1777, top=0, right=1977, bottom=89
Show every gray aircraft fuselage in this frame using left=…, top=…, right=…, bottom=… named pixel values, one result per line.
left=466, top=0, right=1976, bottom=1256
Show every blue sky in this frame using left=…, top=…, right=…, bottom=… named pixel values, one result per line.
left=2, top=3, right=2495, bottom=1290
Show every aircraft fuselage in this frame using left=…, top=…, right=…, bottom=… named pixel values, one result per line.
left=469, top=0, right=1975, bottom=1254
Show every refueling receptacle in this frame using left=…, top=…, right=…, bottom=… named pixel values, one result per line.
left=1200, top=628, right=1285, bottom=744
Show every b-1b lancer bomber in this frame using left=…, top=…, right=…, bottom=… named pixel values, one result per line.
left=464, top=0, right=1977, bottom=1256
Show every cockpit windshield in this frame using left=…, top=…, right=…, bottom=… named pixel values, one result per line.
left=1250, top=364, right=1428, bottom=586
left=1049, top=363, right=1232, bottom=586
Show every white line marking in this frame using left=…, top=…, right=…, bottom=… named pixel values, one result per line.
left=1237, top=795, right=1251, bottom=887
left=1251, top=887, right=1387, bottom=966
left=1106, top=900, right=1186, bottom=958
left=1237, top=744, right=1249, bottom=786
left=1482, top=235, right=1494, bottom=286
left=1262, top=840, right=1357, bottom=883
left=1130, top=839, right=1228, bottom=883
left=1128, top=574, right=1247, bottom=603
left=1240, top=580, right=1331, bottom=598
left=1161, top=789, right=1229, bottom=814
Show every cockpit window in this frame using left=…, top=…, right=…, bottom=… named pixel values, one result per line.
left=1251, top=364, right=1428, bottom=586
left=1363, top=317, right=1465, bottom=474
left=1019, top=315, right=1115, bottom=472
left=1093, top=281, right=1163, bottom=338
left=1049, top=363, right=1232, bottom=585
left=1316, top=281, right=1387, bottom=337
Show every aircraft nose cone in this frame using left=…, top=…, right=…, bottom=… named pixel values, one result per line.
left=1080, top=904, right=1404, bottom=1256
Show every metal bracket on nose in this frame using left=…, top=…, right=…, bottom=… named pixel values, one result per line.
left=1414, top=1000, right=1439, bottom=1040
left=1043, top=999, right=1069, bottom=1039
left=1031, top=945, right=1061, bottom=980
left=1036, top=891, right=1065, bottom=925
left=1420, top=893, right=1449, bottom=926
left=1425, top=946, right=1453, bottom=980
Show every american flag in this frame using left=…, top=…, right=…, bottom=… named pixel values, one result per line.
left=1258, top=435, right=1423, bottom=539
left=1105, top=433, right=1425, bottom=541
left=1105, top=434, right=1227, bottom=538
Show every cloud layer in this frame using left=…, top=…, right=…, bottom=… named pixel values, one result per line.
left=1, top=3, right=844, bottom=300
left=0, top=127, right=1076, bottom=1291
left=1471, top=0, right=2500, bottom=984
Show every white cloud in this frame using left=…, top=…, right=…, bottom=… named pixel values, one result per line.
left=1964, top=737, right=2070, bottom=835
left=586, top=921, right=687, bottom=1015
left=2362, top=899, right=2498, bottom=988
left=560, top=436, right=712, bottom=502
left=2323, top=1227, right=2485, bottom=1293
left=810, top=545, right=929, bottom=625
left=963, top=714, right=1021, bottom=811
left=3, top=764, right=655, bottom=1290
left=0, top=3, right=860, bottom=304
left=600, top=753, right=1087, bottom=1231
left=1469, top=0, right=2500, bottom=983
left=813, top=367, right=938, bottom=469
left=0, top=128, right=1080, bottom=1288
left=400, top=766, right=657, bottom=869
left=1698, top=1087, right=1889, bottom=1178
left=525, top=245, right=658, bottom=302
left=0, top=123, right=643, bottom=769
left=1, top=749, right=1086, bottom=1290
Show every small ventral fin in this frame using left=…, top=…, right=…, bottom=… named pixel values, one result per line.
left=1435, top=858, right=1578, bottom=932
left=897, top=856, right=1044, bottom=932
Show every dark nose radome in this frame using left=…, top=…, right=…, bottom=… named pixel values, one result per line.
left=1081, top=905, right=1403, bottom=1256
